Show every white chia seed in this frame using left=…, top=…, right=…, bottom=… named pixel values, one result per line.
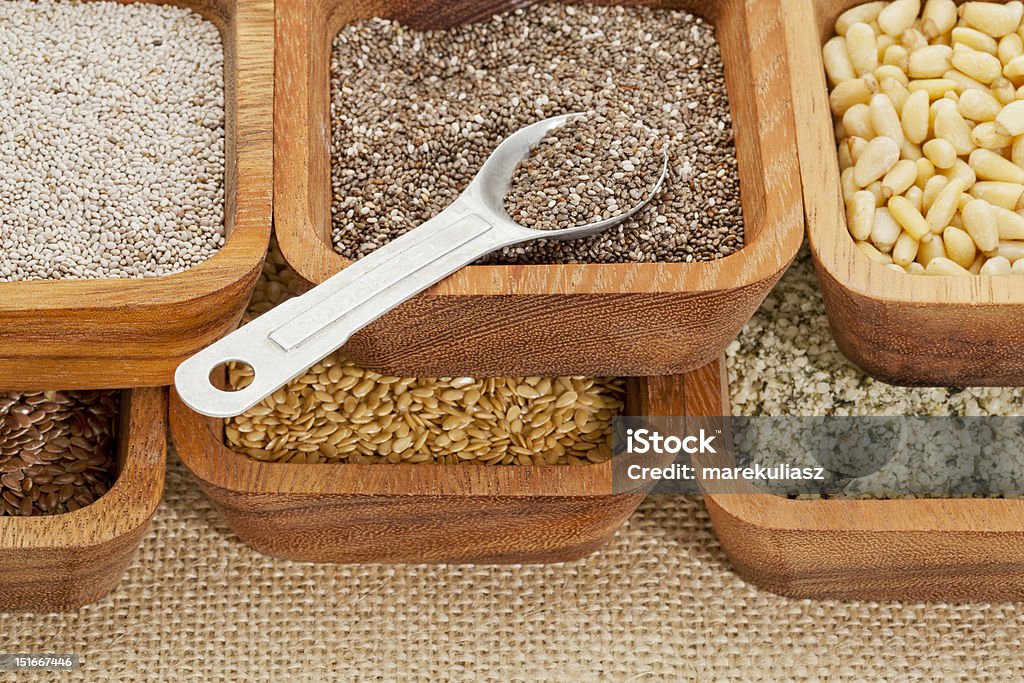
left=0, top=0, right=226, bottom=282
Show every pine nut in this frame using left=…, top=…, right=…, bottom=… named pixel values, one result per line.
left=992, top=204, right=1024, bottom=238
left=890, top=194, right=934, bottom=240
left=970, top=180, right=1024, bottom=208
left=906, top=185, right=925, bottom=211
left=943, top=68, right=988, bottom=93
left=907, top=77, right=959, bottom=97
left=884, top=44, right=911, bottom=69
left=1001, top=34, right=1024, bottom=64
left=908, top=44, right=953, bottom=78
left=843, top=103, right=876, bottom=139
left=959, top=87, right=1003, bottom=121
left=998, top=239, right=1024, bottom=260
left=960, top=1, right=1024, bottom=38
left=892, top=231, right=921, bottom=265
left=916, top=157, right=936, bottom=188
left=882, top=159, right=919, bottom=197
left=831, top=76, right=879, bottom=115
left=877, top=64, right=910, bottom=85
left=1007, top=53, right=1024, bottom=77
left=980, top=254, right=1012, bottom=273
left=848, top=22, right=880, bottom=75
left=923, top=0, right=958, bottom=37
left=962, top=198, right=1001, bottom=252
left=869, top=93, right=905, bottom=144
left=854, top=135, right=901, bottom=186
left=857, top=240, right=894, bottom=263
left=902, top=89, right=931, bottom=143
left=970, top=147, right=1024, bottom=182
left=925, top=255, right=972, bottom=274
left=934, top=106, right=977, bottom=153
left=971, top=121, right=1013, bottom=148
left=880, top=0, right=922, bottom=36
left=923, top=138, right=958, bottom=168
left=943, top=225, right=978, bottom=266
left=902, top=27, right=931, bottom=51
left=955, top=26, right=999, bottom=53
left=837, top=2, right=887, bottom=35
left=849, top=190, right=877, bottom=240
left=1013, top=135, right=1024, bottom=167
left=926, top=178, right=966, bottom=232
left=917, top=233, right=948, bottom=264
left=880, top=76, right=913, bottom=112
left=826, top=2, right=1024, bottom=275
left=823, top=36, right=857, bottom=85
left=947, top=159, right=979, bottom=188
left=995, top=99, right=1024, bottom=136
left=951, top=43, right=1004, bottom=82
left=872, top=205, right=903, bottom=251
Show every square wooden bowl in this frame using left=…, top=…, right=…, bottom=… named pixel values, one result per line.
left=693, top=359, right=1024, bottom=601
left=169, top=376, right=684, bottom=564
left=795, top=0, right=1024, bottom=386
left=0, top=0, right=273, bottom=390
left=273, top=0, right=803, bottom=378
left=0, top=388, right=166, bottom=612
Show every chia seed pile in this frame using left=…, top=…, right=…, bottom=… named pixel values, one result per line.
left=728, top=247, right=1024, bottom=499
left=0, top=390, right=118, bottom=516
left=0, top=0, right=225, bottom=282
left=504, top=113, right=664, bottom=230
left=330, top=4, right=742, bottom=265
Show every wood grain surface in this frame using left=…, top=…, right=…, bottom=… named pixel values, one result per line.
left=170, top=376, right=692, bottom=564
left=795, top=0, right=1024, bottom=386
left=0, top=388, right=166, bottom=612
left=696, top=357, right=1024, bottom=602
left=0, top=0, right=273, bottom=390
left=273, top=0, right=804, bottom=378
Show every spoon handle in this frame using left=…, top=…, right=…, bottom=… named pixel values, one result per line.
left=174, top=202, right=527, bottom=418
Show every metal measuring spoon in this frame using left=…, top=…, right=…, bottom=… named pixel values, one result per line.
left=176, top=112, right=669, bottom=417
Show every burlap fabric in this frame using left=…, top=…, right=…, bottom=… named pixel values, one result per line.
left=1, top=449, right=1022, bottom=681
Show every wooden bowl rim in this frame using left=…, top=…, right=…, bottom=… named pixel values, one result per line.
left=0, top=387, right=167, bottom=550
left=799, top=0, right=1024, bottom=306
left=273, top=0, right=804, bottom=296
left=0, top=0, right=271, bottom=312
left=169, top=375, right=683, bottom=499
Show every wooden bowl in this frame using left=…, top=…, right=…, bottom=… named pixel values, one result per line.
left=0, top=0, right=273, bottom=390
left=694, top=359, right=1024, bottom=601
left=169, top=376, right=684, bottom=564
left=796, top=0, right=1024, bottom=386
left=0, top=388, right=166, bottom=612
left=273, top=0, right=803, bottom=378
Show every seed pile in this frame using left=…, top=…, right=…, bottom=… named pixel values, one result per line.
left=0, top=390, right=118, bottom=516
left=504, top=113, right=664, bottom=230
left=330, top=4, right=742, bottom=264
left=0, top=0, right=225, bottom=281
left=728, top=246, right=1024, bottom=497
left=225, top=246, right=624, bottom=465
left=827, top=0, right=1024, bottom=275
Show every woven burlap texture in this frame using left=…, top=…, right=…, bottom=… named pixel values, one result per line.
left=2, top=449, right=1023, bottom=682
